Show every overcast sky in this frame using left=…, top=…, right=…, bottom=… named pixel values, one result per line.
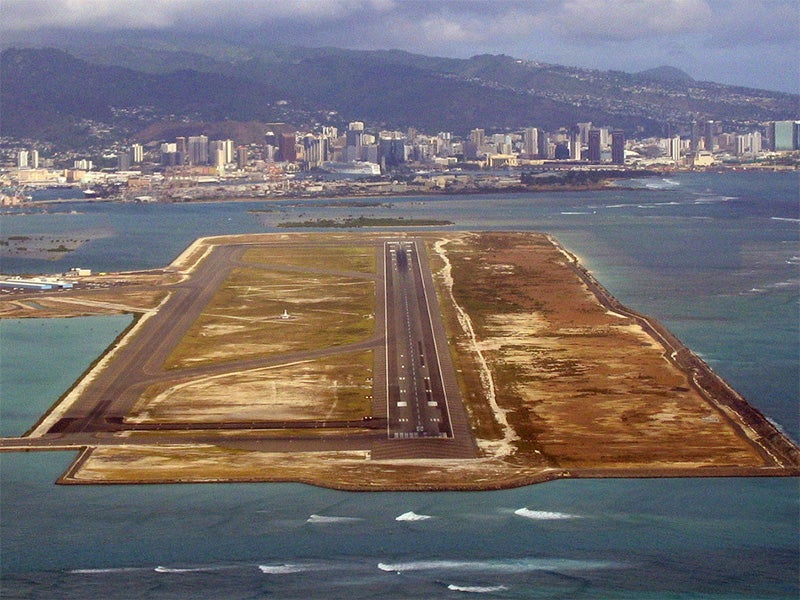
left=2, top=0, right=798, bottom=93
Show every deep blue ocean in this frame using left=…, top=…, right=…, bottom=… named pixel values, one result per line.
left=1, top=171, right=798, bottom=598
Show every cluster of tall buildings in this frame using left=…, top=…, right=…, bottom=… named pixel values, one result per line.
left=16, top=149, right=39, bottom=169
left=14, top=119, right=797, bottom=177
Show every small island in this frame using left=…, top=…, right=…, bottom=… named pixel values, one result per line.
left=277, top=216, right=454, bottom=228
left=1, top=231, right=797, bottom=490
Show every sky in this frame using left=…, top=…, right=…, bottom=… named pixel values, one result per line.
left=2, top=0, right=799, bottom=93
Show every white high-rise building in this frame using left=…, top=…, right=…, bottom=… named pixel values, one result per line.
left=668, top=136, right=681, bottom=163
left=30, top=150, right=39, bottom=169
left=523, top=127, right=539, bottom=157
left=17, top=150, right=29, bottom=168
left=131, top=143, right=144, bottom=163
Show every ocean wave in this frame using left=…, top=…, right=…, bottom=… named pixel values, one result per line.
left=69, top=567, right=146, bottom=574
left=447, top=584, right=509, bottom=593
left=772, top=217, right=800, bottom=223
left=378, top=558, right=621, bottom=573
left=560, top=211, right=593, bottom=215
left=258, top=564, right=316, bottom=574
left=513, top=508, right=581, bottom=520
left=644, top=178, right=681, bottom=189
left=693, top=195, right=737, bottom=204
left=154, top=565, right=231, bottom=573
left=743, top=278, right=800, bottom=295
left=306, top=514, right=363, bottom=524
left=396, top=511, right=435, bottom=521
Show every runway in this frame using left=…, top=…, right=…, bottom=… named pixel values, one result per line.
left=384, top=240, right=453, bottom=439
left=22, top=236, right=476, bottom=460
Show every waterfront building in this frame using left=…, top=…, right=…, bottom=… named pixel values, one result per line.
left=691, top=120, right=701, bottom=154
left=569, top=129, right=581, bottom=160
left=522, top=127, right=539, bottom=158
left=278, top=132, right=297, bottom=162
left=668, top=135, right=681, bottom=163
left=704, top=120, right=718, bottom=152
left=611, top=130, right=625, bottom=164
left=577, top=122, right=592, bottom=144
left=187, top=135, right=209, bottom=165
left=236, top=146, right=249, bottom=170
left=379, top=135, right=407, bottom=169
left=587, top=129, right=601, bottom=162
left=767, top=120, right=798, bottom=151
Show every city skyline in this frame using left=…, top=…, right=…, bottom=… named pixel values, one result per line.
left=2, top=0, right=798, bottom=94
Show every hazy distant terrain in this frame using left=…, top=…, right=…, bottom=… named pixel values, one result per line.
left=2, top=33, right=797, bottom=147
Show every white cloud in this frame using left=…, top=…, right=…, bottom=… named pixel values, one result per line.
left=553, top=0, right=712, bottom=41
left=0, top=0, right=398, bottom=31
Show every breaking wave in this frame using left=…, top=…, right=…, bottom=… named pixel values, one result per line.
left=378, top=558, right=621, bottom=573
left=396, top=511, right=434, bottom=521
left=258, top=564, right=317, bottom=574
left=644, top=178, right=681, bottom=189
left=771, top=217, right=800, bottom=223
left=513, top=508, right=581, bottom=520
left=306, top=514, right=363, bottom=524
left=447, top=584, right=509, bottom=593
left=69, top=567, right=146, bottom=574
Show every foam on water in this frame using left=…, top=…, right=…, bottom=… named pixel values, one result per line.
left=772, top=217, right=800, bottom=223
left=447, top=583, right=509, bottom=593
left=396, top=511, right=434, bottom=521
left=154, top=565, right=231, bottom=573
left=69, top=568, right=147, bottom=574
left=306, top=514, right=363, bottom=524
left=513, top=508, right=581, bottom=520
left=258, top=564, right=317, bottom=574
left=378, top=558, right=622, bottom=573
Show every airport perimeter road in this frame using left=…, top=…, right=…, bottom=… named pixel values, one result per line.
left=383, top=240, right=457, bottom=439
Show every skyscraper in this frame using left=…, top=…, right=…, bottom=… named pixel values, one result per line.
left=611, top=130, right=625, bottom=165
left=769, top=120, right=797, bottom=151
left=236, top=146, right=249, bottom=170
left=587, top=129, right=601, bottom=162
left=278, top=133, right=297, bottom=162
left=569, top=129, right=581, bottom=160
left=131, top=144, right=144, bottom=163
left=187, top=135, right=209, bottom=165
left=523, top=128, right=539, bottom=158
left=668, top=135, right=681, bottom=163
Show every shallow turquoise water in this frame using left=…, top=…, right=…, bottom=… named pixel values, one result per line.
left=0, top=315, right=132, bottom=437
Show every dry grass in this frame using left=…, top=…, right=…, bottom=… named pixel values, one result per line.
left=165, top=266, right=375, bottom=368
left=445, top=231, right=764, bottom=468
left=129, top=351, right=373, bottom=423
left=242, top=245, right=376, bottom=274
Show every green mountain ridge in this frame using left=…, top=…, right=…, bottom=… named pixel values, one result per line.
left=1, top=39, right=797, bottom=150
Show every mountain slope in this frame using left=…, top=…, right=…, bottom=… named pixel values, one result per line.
left=2, top=41, right=797, bottom=149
